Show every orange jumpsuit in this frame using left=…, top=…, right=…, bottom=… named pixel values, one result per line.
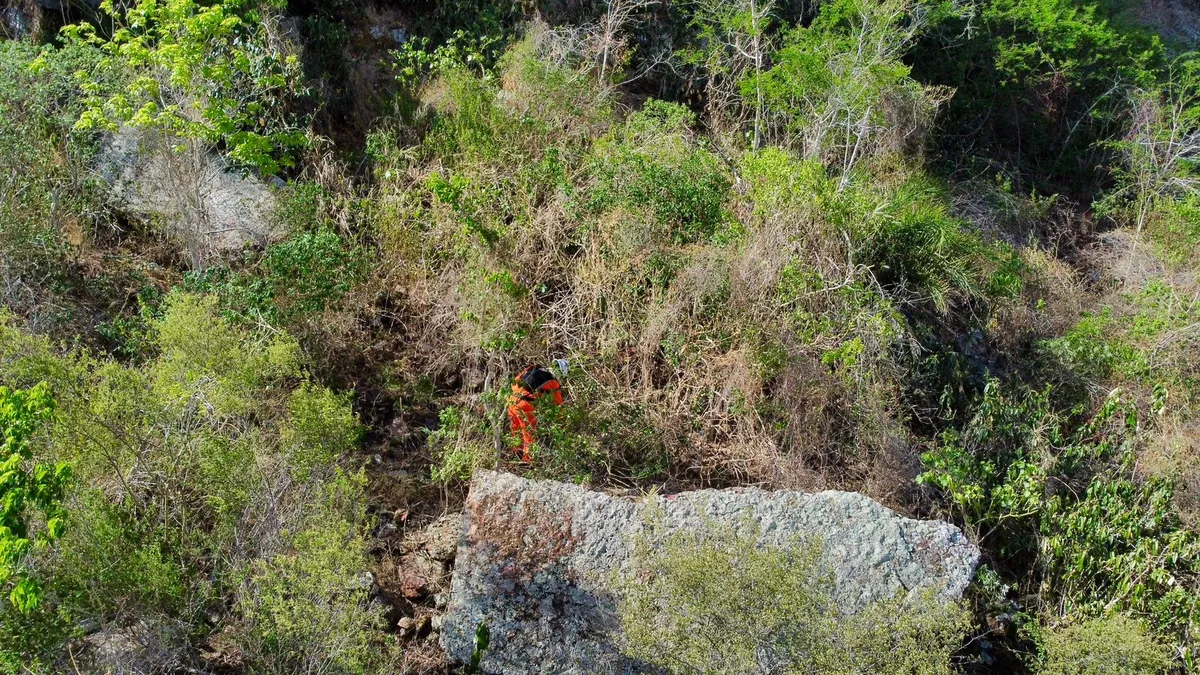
left=507, top=367, right=563, bottom=462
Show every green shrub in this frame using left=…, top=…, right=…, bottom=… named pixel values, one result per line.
left=751, top=0, right=961, bottom=171
left=585, top=100, right=733, bottom=246
left=521, top=396, right=606, bottom=483
left=426, top=172, right=506, bottom=254
left=0, top=601, right=72, bottom=674
left=394, top=32, right=503, bottom=93
left=282, top=384, right=361, bottom=481
left=428, top=404, right=497, bottom=485
left=234, top=472, right=396, bottom=674
left=55, top=491, right=194, bottom=620
left=919, top=382, right=1200, bottom=643
left=617, top=522, right=971, bottom=674
left=271, top=181, right=337, bottom=233
left=184, top=228, right=368, bottom=326
left=1152, top=194, right=1200, bottom=267
left=0, top=42, right=107, bottom=327
left=1040, top=309, right=1147, bottom=382
left=885, top=184, right=996, bottom=301
left=410, top=0, right=521, bottom=68
left=0, top=296, right=371, bottom=668
left=454, top=264, right=531, bottom=351
left=748, top=149, right=1011, bottom=312
left=422, top=68, right=513, bottom=162
left=497, top=36, right=616, bottom=134
left=1040, top=281, right=1200, bottom=399
left=258, top=229, right=368, bottom=321
left=1035, top=614, right=1173, bottom=675
left=151, top=293, right=302, bottom=415
left=847, top=174, right=1010, bottom=311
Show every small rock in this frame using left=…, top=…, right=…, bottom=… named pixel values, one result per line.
left=399, top=554, right=444, bottom=599
left=86, top=627, right=141, bottom=664
left=430, top=614, right=444, bottom=632
left=352, top=572, right=377, bottom=594
left=370, top=595, right=403, bottom=627
left=414, top=615, right=431, bottom=636
left=421, top=514, right=461, bottom=563
left=388, top=416, right=409, bottom=435
left=275, top=16, right=301, bottom=44
left=373, top=453, right=383, bottom=465
left=434, top=591, right=450, bottom=609
left=977, top=639, right=996, bottom=665
left=986, top=613, right=1013, bottom=637
left=83, top=620, right=185, bottom=672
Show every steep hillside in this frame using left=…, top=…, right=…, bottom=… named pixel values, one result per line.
left=0, top=0, right=1198, bottom=673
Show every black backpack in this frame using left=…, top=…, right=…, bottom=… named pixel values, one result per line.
left=518, top=365, right=556, bottom=396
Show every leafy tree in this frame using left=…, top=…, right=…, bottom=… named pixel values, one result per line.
left=0, top=383, right=69, bottom=614
left=674, top=0, right=778, bottom=144
left=0, top=300, right=388, bottom=670
left=65, top=0, right=309, bottom=175
left=750, top=0, right=965, bottom=178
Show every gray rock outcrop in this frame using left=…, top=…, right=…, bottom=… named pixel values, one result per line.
left=2, top=6, right=30, bottom=39
left=442, top=471, right=979, bottom=674
left=97, top=127, right=282, bottom=265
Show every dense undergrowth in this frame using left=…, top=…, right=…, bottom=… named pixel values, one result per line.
left=1, top=0, right=1199, bottom=672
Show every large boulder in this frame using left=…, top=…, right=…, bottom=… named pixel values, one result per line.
left=442, top=471, right=979, bottom=674
left=97, top=127, right=282, bottom=265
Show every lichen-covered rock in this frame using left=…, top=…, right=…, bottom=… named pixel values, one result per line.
left=442, top=471, right=979, bottom=674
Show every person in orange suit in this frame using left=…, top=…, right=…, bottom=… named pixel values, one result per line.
left=507, top=363, right=565, bottom=462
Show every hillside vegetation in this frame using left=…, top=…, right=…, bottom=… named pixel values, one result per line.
left=1, top=0, right=1199, bottom=672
